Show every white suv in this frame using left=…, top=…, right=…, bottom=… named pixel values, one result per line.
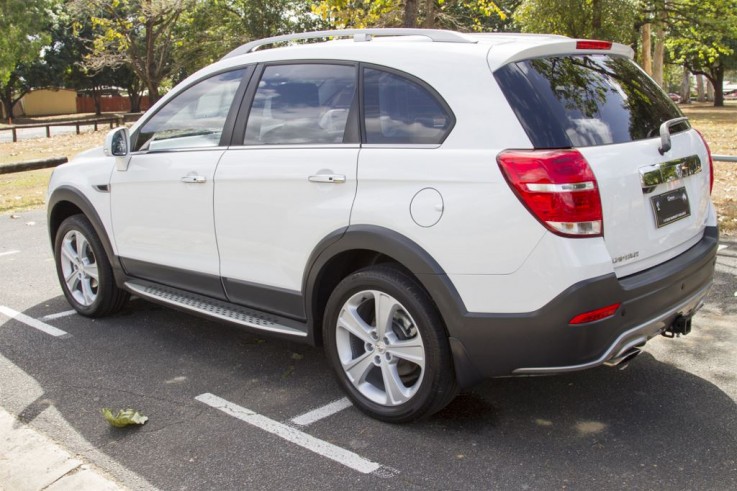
left=47, top=29, right=718, bottom=422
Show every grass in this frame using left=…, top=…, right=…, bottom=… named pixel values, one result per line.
left=680, top=101, right=737, bottom=234
left=0, top=103, right=735, bottom=232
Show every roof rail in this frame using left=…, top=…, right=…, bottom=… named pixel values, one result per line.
left=222, top=28, right=475, bottom=59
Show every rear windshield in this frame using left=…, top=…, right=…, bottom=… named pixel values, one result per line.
left=494, top=55, right=688, bottom=148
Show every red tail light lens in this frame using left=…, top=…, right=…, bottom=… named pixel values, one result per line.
left=497, top=149, right=603, bottom=237
left=695, top=129, right=714, bottom=194
left=576, top=40, right=613, bottom=50
left=569, top=303, right=621, bottom=325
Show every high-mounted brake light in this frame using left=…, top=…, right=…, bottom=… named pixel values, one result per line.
left=569, top=303, right=621, bottom=325
left=497, top=149, right=603, bottom=237
left=576, top=40, right=612, bottom=50
left=695, top=129, right=714, bottom=194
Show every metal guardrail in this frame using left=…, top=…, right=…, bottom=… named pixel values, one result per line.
left=714, top=155, right=737, bottom=162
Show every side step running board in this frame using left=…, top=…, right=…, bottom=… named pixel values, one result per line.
left=125, top=280, right=307, bottom=337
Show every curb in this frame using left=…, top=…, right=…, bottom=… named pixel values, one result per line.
left=0, top=408, right=124, bottom=490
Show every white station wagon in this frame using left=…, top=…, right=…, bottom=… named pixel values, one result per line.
left=47, top=29, right=718, bottom=422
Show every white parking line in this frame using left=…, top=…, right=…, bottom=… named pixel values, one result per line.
left=0, top=250, right=20, bottom=257
left=0, top=306, right=69, bottom=338
left=291, top=398, right=353, bottom=426
left=40, top=310, right=77, bottom=321
left=195, top=393, right=382, bottom=475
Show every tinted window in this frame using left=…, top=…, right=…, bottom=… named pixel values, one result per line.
left=363, top=68, right=453, bottom=145
left=244, top=64, right=356, bottom=145
left=134, top=69, right=246, bottom=152
left=494, top=55, right=688, bottom=148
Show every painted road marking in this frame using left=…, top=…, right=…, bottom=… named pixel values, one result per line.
left=0, top=250, right=20, bottom=257
left=291, top=397, right=353, bottom=426
left=40, top=310, right=77, bottom=321
left=195, top=393, right=383, bottom=475
left=0, top=306, right=69, bottom=338
left=718, top=244, right=728, bottom=252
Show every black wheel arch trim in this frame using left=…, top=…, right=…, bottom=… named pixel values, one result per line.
left=47, top=186, right=126, bottom=287
left=302, top=225, right=480, bottom=385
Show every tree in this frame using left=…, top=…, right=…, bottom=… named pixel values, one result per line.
left=0, top=0, right=54, bottom=123
left=173, top=0, right=328, bottom=79
left=665, top=0, right=737, bottom=106
left=311, top=0, right=506, bottom=31
left=70, top=0, right=194, bottom=104
left=514, top=0, right=639, bottom=44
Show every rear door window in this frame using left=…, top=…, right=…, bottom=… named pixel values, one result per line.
left=244, top=64, right=356, bottom=145
left=494, top=55, right=688, bottom=148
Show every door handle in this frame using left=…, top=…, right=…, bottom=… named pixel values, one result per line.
left=181, top=175, right=207, bottom=184
left=308, top=174, right=346, bottom=184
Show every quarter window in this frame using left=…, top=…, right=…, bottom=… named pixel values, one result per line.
left=133, top=69, right=247, bottom=152
left=244, top=64, right=356, bottom=145
left=363, top=68, right=453, bottom=145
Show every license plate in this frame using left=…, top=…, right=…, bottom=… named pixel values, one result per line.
left=651, top=187, right=690, bottom=228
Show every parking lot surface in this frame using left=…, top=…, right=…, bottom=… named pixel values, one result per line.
left=1, top=209, right=735, bottom=490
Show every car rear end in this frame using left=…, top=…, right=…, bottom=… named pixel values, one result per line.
left=448, top=37, right=718, bottom=382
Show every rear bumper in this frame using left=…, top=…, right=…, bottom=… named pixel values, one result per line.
left=445, top=226, right=718, bottom=385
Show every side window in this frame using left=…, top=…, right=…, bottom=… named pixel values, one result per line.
left=244, top=64, right=356, bottom=145
left=133, top=69, right=247, bottom=152
left=363, top=68, right=453, bottom=145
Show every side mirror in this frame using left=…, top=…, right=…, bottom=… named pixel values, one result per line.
left=104, top=127, right=131, bottom=171
left=104, top=127, right=129, bottom=157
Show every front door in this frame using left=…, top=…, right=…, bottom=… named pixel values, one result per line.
left=111, top=68, right=250, bottom=298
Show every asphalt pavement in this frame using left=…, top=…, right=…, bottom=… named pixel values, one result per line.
left=1, top=209, right=735, bottom=490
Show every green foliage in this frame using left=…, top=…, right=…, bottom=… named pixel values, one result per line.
left=310, top=0, right=506, bottom=31
left=664, top=0, right=737, bottom=105
left=514, top=0, right=639, bottom=44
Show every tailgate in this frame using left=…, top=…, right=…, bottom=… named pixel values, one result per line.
left=579, top=130, right=711, bottom=277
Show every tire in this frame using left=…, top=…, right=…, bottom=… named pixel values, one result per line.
left=54, top=214, right=129, bottom=317
left=323, top=265, right=458, bottom=423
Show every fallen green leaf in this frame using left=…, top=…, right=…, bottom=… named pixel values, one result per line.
left=102, top=408, right=148, bottom=427
left=290, top=352, right=303, bottom=361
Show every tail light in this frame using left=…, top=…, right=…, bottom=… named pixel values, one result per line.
left=497, top=149, right=603, bottom=238
left=695, top=129, right=714, bottom=194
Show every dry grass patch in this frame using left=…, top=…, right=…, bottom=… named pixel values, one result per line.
left=681, top=102, right=737, bottom=234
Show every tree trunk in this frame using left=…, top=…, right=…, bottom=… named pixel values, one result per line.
left=592, top=0, right=602, bottom=37
left=641, top=24, right=652, bottom=75
left=712, top=64, right=724, bottom=107
left=404, top=0, right=418, bottom=28
left=653, top=24, right=665, bottom=87
left=2, top=99, right=13, bottom=124
left=680, top=66, right=691, bottom=103
left=421, top=0, right=435, bottom=28
left=696, top=75, right=705, bottom=102
left=91, top=85, right=102, bottom=116
left=129, top=91, right=141, bottom=113
left=147, top=81, right=160, bottom=105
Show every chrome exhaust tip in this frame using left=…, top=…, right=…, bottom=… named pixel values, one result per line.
left=604, top=347, right=642, bottom=368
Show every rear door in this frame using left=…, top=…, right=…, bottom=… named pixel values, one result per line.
left=214, top=63, right=359, bottom=318
left=494, top=54, right=713, bottom=277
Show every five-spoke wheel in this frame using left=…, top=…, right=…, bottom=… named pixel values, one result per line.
left=54, top=214, right=129, bottom=317
left=324, top=266, right=458, bottom=423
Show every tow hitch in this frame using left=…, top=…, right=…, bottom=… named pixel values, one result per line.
left=662, top=315, right=692, bottom=338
